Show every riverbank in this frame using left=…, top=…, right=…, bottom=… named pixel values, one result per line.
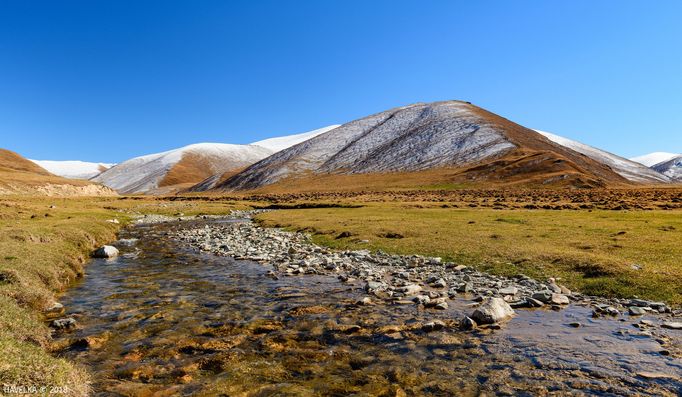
left=0, top=196, right=247, bottom=395
left=0, top=197, right=124, bottom=395
left=174, top=212, right=681, bottom=334
left=55, top=215, right=682, bottom=395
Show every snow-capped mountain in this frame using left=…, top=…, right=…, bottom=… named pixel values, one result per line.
left=251, top=125, right=340, bottom=152
left=652, top=155, right=682, bottom=181
left=630, top=152, right=680, bottom=167
left=534, top=131, right=669, bottom=183
left=215, top=101, right=630, bottom=191
left=93, top=143, right=273, bottom=194
left=29, top=159, right=115, bottom=180
left=94, top=126, right=336, bottom=194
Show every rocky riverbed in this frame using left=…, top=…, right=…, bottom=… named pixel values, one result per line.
left=51, top=213, right=682, bottom=396
left=173, top=211, right=681, bottom=334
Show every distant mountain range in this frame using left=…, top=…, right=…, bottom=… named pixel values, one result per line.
left=6, top=100, right=681, bottom=196
left=90, top=126, right=337, bottom=194
left=29, top=160, right=115, bottom=179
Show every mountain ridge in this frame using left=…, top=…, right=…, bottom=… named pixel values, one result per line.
left=535, top=130, right=669, bottom=183
left=630, top=152, right=680, bottom=167
left=652, top=155, right=682, bottom=181
left=213, top=100, right=633, bottom=192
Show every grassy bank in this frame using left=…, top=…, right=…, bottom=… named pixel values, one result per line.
left=0, top=196, right=242, bottom=396
left=0, top=197, right=124, bottom=395
left=256, top=204, right=682, bottom=305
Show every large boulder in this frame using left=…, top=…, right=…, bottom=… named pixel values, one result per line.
left=93, top=245, right=119, bottom=258
left=471, top=297, right=515, bottom=325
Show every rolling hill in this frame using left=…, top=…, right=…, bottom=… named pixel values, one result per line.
left=0, top=149, right=116, bottom=196
left=92, top=143, right=273, bottom=194
left=95, top=126, right=342, bottom=194
left=212, top=101, right=635, bottom=192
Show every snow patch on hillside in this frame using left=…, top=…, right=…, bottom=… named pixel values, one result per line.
left=251, top=125, right=340, bottom=152
left=30, top=159, right=115, bottom=179
left=630, top=152, right=680, bottom=167
left=535, top=130, right=669, bottom=183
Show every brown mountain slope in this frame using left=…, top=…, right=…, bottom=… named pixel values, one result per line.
left=158, top=152, right=255, bottom=190
left=0, top=149, right=52, bottom=175
left=213, top=101, right=631, bottom=192
left=0, top=149, right=116, bottom=196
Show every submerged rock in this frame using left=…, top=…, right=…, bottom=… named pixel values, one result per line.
left=471, top=297, right=515, bottom=325
left=422, top=320, right=445, bottom=332
left=398, top=284, right=423, bottom=296
left=459, top=316, right=477, bottom=330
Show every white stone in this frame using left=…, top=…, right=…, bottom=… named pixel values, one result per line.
left=93, top=245, right=119, bottom=258
left=471, top=297, right=515, bottom=324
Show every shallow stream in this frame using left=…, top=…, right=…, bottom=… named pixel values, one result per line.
left=54, top=219, right=682, bottom=396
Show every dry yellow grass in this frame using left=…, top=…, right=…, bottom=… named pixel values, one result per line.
left=257, top=203, right=682, bottom=304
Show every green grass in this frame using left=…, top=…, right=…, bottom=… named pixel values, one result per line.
left=256, top=204, right=682, bottom=305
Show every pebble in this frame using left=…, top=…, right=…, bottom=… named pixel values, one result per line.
left=51, top=317, right=77, bottom=330
left=550, top=294, right=570, bottom=305
left=422, top=320, right=445, bottom=332
left=661, top=322, right=682, bottom=330
left=628, top=306, right=647, bottom=316
left=459, top=316, right=477, bottom=330
left=499, top=286, right=518, bottom=296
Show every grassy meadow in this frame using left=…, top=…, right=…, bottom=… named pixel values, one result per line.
left=2, top=192, right=682, bottom=395
left=256, top=203, right=682, bottom=305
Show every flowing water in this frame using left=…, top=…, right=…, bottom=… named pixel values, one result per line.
left=54, top=220, right=682, bottom=396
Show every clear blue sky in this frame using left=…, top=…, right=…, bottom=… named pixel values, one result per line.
left=1, top=1, right=681, bottom=163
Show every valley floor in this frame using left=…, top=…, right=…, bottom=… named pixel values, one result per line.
left=1, top=189, right=681, bottom=394
left=257, top=203, right=682, bottom=305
